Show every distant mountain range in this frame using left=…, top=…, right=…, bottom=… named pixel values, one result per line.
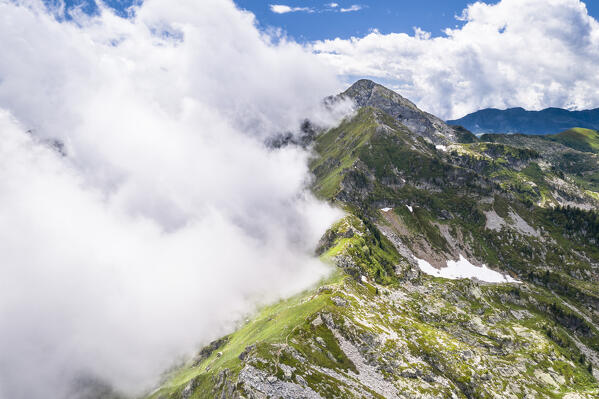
left=447, top=107, right=599, bottom=135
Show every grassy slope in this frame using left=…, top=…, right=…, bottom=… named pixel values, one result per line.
left=149, top=270, right=344, bottom=398
left=547, top=128, right=599, bottom=154
left=310, top=107, right=378, bottom=199
left=148, top=216, right=402, bottom=399
left=545, top=129, right=599, bottom=192
left=309, top=106, right=418, bottom=199
left=310, top=108, right=599, bottom=317
left=473, top=132, right=599, bottom=202
left=148, top=216, right=599, bottom=399
left=147, top=108, right=599, bottom=399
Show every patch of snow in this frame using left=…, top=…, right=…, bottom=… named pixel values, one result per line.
left=380, top=207, right=392, bottom=212
left=406, top=205, right=413, bottom=213
left=416, top=255, right=519, bottom=283
left=435, top=144, right=448, bottom=152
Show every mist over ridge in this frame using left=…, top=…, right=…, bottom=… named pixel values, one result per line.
left=0, top=1, right=351, bottom=397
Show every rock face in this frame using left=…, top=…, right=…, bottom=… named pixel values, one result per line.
left=342, top=79, right=459, bottom=144
left=147, top=80, right=599, bottom=399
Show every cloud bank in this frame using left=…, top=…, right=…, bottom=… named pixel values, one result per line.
left=0, top=1, right=350, bottom=398
left=312, top=0, right=599, bottom=119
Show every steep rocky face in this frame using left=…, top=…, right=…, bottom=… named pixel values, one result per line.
left=342, top=79, right=459, bottom=145
left=146, top=81, right=599, bottom=399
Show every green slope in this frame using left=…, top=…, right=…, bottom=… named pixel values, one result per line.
left=145, top=82, right=599, bottom=399
left=147, top=215, right=599, bottom=399
left=547, top=128, right=599, bottom=154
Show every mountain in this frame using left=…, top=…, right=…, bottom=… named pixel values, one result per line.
left=448, top=107, right=599, bottom=135
left=147, top=80, right=599, bottom=399
left=341, top=79, right=460, bottom=144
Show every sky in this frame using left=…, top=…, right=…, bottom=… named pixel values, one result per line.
left=59, top=0, right=599, bottom=42
left=2, top=1, right=599, bottom=398
left=53, top=0, right=599, bottom=119
left=236, top=0, right=476, bottom=41
left=248, top=0, right=599, bottom=41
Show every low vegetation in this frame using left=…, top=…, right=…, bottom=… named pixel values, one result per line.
left=147, top=81, right=599, bottom=399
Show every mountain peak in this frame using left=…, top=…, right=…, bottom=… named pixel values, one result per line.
left=348, top=78, right=377, bottom=89
left=341, top=79, right=457, bottom=144
left=343, top=79, right=417, bottom=110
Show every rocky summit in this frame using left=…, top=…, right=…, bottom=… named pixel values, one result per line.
left=148, top=80, right=599, bottom=399
left=341, top=80, right=460, bottom=145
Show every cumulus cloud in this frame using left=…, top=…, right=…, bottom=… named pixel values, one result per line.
left=270, top=4, right=313, bottom=14
left=311, top=0, right=599, bottom=119
left=0, top=0, right=350, bottom=398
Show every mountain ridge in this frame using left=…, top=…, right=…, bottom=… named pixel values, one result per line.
left=448, top=106, right=599, bottom=135
left=145, top=80, right=599, bottom=399
left=341, top=79, right=460, bottom=145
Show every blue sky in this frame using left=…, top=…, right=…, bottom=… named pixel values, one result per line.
left=236, top=0, right=478, bottom=41
left=244, top=0, right=599, bottom=42
left=59, top=0, right=599, bottom=42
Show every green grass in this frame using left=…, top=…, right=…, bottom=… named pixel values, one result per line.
left=574, top=171, right=599, bottom=192
left=148, top=270, right=345, bottom=398
left=310, top=107, right=381, bottom=199
left=462, top=142, right=540, bottom=164
left=147, top=95, right=599, bottom=399
left=310, top=106, right=434, bottom=201
left=321, top=215, right=403, bottom=285
left=547, top=128, right=599, bottom=153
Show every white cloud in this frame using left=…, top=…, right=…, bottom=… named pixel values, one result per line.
left=312, top=0, right=599, bottom=119
left=270, top=4, right=313, bottom=14
left=0, top=1, right=351, bottom=398
left=340, top=4, right=362, bottom=12
left=271, top=3, right=360, bottom=15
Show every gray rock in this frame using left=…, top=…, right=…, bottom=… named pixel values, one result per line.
left=332, top=296, right=348, bottom=307
left=342, top=79, right=458, bottom=145
left=238, top=365, right=322, bottom=399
